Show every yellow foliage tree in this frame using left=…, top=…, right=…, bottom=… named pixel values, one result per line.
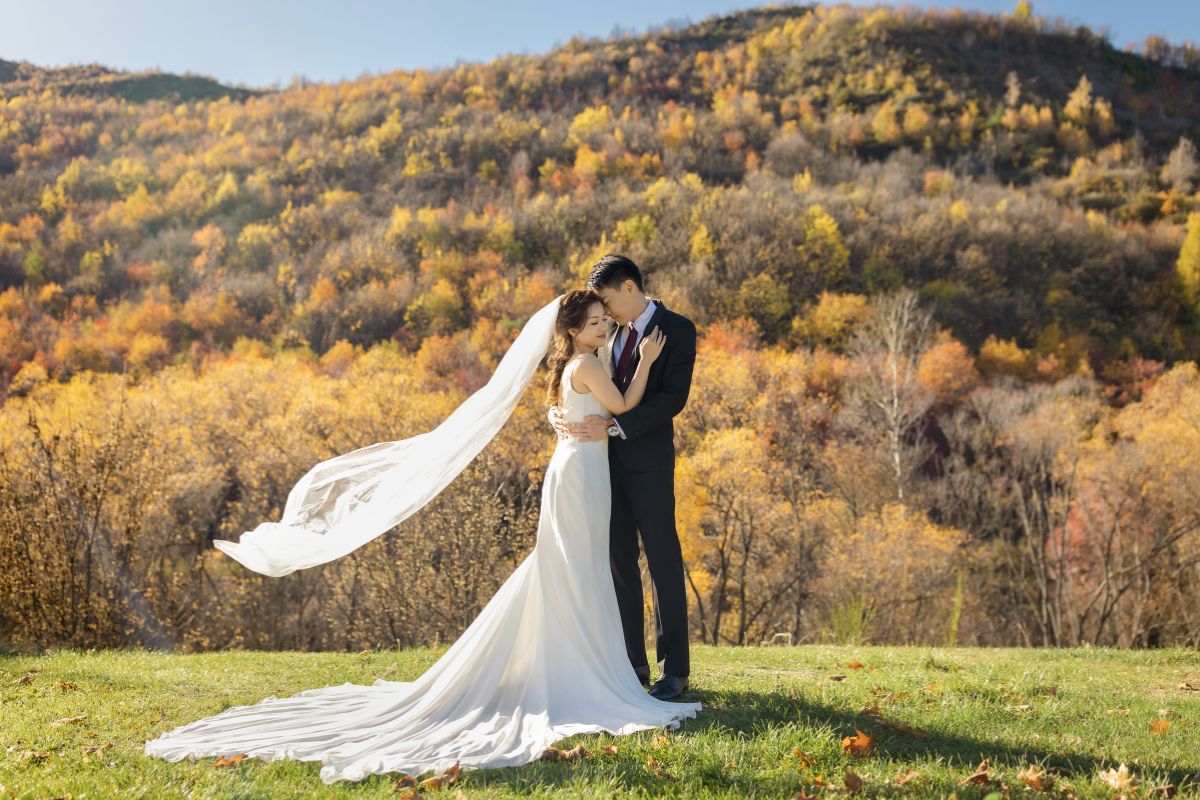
left=809, top=501, right=967, bottom=644
left=793, top=291, right=870, bottom=349
left=1177, top=212, right=1200, bottom=310
left=568, top=104, right=614, bottom=148
left=794, top=204, right=850, bottom=289
left=978, top=334, right=1029, bottom=378
left=676, top=427, right=793, bottom=644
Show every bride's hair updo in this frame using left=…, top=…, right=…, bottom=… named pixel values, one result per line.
left=546, top=288, right=602, bottom=407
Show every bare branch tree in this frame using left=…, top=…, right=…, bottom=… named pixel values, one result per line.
left=843, top=288, right=935, bottom=505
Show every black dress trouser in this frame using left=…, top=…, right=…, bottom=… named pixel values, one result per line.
left=608, top=460, right=690, bottom=678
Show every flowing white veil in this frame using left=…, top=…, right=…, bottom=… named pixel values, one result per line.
left=213, top=293, right=566, bottom=577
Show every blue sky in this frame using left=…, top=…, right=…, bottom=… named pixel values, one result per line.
left=2, top=1, right=1197, bottom=89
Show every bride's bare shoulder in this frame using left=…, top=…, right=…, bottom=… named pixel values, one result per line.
left=570, top=353, right=604, bottom=392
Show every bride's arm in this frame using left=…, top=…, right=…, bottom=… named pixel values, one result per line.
left=574, top=357, right=639, bottom=415
left=574, top=330, right=665, bottom=415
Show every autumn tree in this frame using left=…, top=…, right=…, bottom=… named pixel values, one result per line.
left=677, top=428, right=795, bottom=645
left=842, top=289, right=935, bottom=504
left=1178, top=213, right=1200, bottom=311
left=1162, top=137, right=1197, bottom=192
left=807, top=501, right=968, bottom=645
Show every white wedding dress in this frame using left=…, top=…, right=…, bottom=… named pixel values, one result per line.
left=144, top=356, right=701, bottom=783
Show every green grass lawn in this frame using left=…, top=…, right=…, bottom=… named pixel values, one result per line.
left=1, top=645, right=1199, bottom=798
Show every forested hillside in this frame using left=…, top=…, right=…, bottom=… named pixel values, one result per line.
left=2, top=4, right=1199, bottom=652
left=1, top=2, right=1199, bottom=385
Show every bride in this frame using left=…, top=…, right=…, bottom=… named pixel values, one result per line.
left=144, top=289, right=702, bottom=784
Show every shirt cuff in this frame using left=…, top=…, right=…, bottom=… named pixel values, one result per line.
left=612, top=417, right=627, bottom=440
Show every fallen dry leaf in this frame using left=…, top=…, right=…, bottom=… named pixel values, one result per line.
left=213, top=754, right=247, bottom=767
left=394, top=789, right=423, bottom=800
left=1147, top=783, right=1178, bottom=798
left=81, top=742, right=113, bottom=759
left=1019, top=764, right=1055, bottom=791
left=645, top=755, right=673, bottom=779
left=829, top=674, right=847, bottom=681
left=958, top=758, right=992, bottom=786
left=840, top=729, right=875, bottom=756
left=894, top=769, right=921, bottom=785
left=16, top=750, right=50, bottom=764
left=1178, top=682, right=1200, bottom=692
left=650, top=733, right=669, bottom=749
left=393, top=774, right=418, bottom=788
left=1099, top=763, right=1137, bottom=792
left=794, top=748, right=816, bottom=768
left=600, top=744, right=618, bottom=757
left=875, top=689, right=910, bottom=707
left=845, top=661, right=864, bottom=670
left=56, top=680, right=78, bottom=692
left=50, top=714, right=87, bottom=727
left=419, top=763, right=462, bottom=790
left=1150, top=718, right=1172, bottom=735
left=539, top=744, right=588, bottom=761
left=844, top=768, right=863, bottom=794
left=14, top=675, right=33, bottom=686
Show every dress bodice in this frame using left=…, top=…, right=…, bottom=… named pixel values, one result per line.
left=559, top=356, right=610, bottom=423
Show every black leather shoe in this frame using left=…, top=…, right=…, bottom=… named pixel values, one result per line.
left=633, top=665, right=651, bottom=687
left=648, top=675, right=688, bottom=701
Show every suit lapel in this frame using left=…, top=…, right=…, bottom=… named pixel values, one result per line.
left=628, top=300, right=666, bottom=375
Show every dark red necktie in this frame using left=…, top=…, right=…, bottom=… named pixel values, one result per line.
left=615, top=324, right=638, bottom=385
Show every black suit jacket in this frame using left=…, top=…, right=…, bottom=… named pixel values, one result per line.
left=609, top=300, right=697, bottom=473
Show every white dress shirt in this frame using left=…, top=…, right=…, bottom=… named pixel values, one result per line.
left=614, top=297, right=657, bottom=357
left=610, top=298, right=657, bottom=439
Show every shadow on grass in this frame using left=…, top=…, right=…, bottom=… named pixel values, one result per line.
left=442, top=686, right=1200, bottom=798
left=700, top=687, right=1198, bottom=785
left=126, top=679, right=1200, bottom=797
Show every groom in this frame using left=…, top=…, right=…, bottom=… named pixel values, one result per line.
left=552, top=254, right=697, bottom=701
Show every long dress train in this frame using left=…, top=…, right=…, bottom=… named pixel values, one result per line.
left=144, top=357, right=701, bottom=783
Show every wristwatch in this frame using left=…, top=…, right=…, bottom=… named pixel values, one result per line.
left=605, top=419, right=621, bottom=437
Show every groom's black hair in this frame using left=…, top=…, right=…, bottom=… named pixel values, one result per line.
left=587, top=254, right=644, bottom=292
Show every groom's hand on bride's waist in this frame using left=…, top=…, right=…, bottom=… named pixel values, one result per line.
left=548, top=406, right=609, bottom=442
left=570, top=414, right=610, bottom=442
